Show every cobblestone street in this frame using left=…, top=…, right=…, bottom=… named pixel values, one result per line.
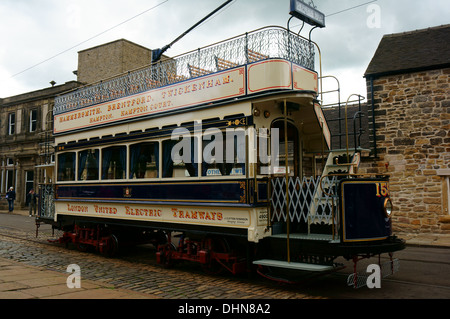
left=2, top=213, right=449, bottom=301
left=0, top=227, right=316, bottom=299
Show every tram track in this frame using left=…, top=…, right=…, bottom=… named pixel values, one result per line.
left=0, top=225, right=61, bottom=246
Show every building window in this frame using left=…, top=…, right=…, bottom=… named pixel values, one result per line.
left=29, top=109, right=38, bottom=132
left=8, top=113, right=15, bottom=135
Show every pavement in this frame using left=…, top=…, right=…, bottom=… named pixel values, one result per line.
left=0, top=209, right=160, bottom=299
left=1, top=209, right=449, bottom=299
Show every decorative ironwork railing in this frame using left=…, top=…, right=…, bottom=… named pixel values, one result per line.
left=270, top=175, right=340, bottom=236
left=54, top=26, right=315, bottom=115
left=39, top=184, right=55, bottom=219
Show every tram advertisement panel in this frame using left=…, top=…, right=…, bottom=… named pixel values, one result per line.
left=54, top=67, right=246, bottom=134
left=55, top=201, right=251, bottom=228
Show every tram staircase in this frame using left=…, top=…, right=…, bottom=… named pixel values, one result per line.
left=254, top=149, right=361, bottom=272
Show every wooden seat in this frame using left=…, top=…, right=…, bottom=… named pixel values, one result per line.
left=167, top=72, right=187, bottom=83
left=215, top=57, right=238, bottom=71
left=188, top=64, right=212, bottom=78
left=247, top=49, right=268, bottom=63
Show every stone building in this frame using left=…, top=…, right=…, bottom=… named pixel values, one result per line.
left=76, top=39, right=153, bottom=85
left=0, top=82, right=79, bottom=210
left=0, top=39, right=153, bottom=211
left=362, top=24, right=450, bottom=233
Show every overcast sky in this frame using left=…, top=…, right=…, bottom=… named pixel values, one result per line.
left=1, top=0, right=449, bottom=104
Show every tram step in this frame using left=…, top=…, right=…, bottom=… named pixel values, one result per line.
left=253, top=259, right=335, bottom=272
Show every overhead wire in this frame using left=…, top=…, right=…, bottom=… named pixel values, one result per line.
left=9, top=0, right=169, bottom=79
left=326, top=0, right=378, bottom=17
left=8, top=0, right=377, bottom=80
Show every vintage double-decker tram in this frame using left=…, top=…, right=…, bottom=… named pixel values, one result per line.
left=38, top=20, right=404, bottom=286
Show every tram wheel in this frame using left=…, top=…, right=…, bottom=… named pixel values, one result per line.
left=159, top=242, right=177, bottom=268
left=103, top=234, right=119, bottom=257
left=202, top=236, right=230, bottom=275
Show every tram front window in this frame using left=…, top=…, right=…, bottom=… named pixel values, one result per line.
left=272, top=120, right=298, bottom=176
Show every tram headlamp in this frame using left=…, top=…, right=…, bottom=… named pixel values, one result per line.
left=384, top=198, right=393, bottom=218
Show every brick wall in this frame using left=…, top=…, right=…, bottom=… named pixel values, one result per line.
left=361, top=68, right=450, bottom=233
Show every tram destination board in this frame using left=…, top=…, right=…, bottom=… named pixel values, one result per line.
left=289, top=0, right=326, bottom=28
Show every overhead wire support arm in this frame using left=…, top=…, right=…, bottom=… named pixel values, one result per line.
left=152, top=0, right=234, bottom=63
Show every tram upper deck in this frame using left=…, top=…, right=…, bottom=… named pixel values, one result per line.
left=53, top=26, right=323, bottom=142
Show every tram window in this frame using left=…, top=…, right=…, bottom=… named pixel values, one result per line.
left=129, top=142, right=159, bottom=179
left=202, top=130, right=246, bottom=177
left=257, top=132, right=270, bottom=175
left=272, top=121, right=298, bottom=176
left=163, top=137, right=198, bottom=178
left=102, top=146, right=126, bottom=180
left=78, top=149, right=99, bottom=181
left=57, top=152, right=76, bottom=181
left=278, top=141, right=295, bottom=176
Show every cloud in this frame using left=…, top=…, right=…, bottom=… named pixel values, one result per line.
left=0, top=0, right=449, bottom=98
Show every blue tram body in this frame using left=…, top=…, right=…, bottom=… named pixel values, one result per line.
left=37, top=25, right=404, bottom=286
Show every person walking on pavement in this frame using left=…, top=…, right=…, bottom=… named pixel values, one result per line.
left=27, top=188, right=38, bottom=217
left=6, top=186, right=16, bottom=212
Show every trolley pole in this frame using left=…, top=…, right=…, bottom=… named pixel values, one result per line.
left=152, top=0, right=234, bottom=63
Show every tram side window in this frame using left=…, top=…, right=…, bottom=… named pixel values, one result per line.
left=102, top=146, right=126, bottom=180
left=202, top=130, right=246, bottom=177
left=78, top=149, right=99, bottom=181
left=163, top=137, right=198, bottom=178
left=57, top=152, right=76, bottom=182
left=129, top=142, right=159, bottom=179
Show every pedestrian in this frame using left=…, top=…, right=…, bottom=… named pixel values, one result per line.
left=28, top=188, right=38, bottom=217
left=6, top=186, right=16, bottom=212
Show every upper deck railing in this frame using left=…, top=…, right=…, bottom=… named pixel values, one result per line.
left=54, top=26, right=315, bottom=115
